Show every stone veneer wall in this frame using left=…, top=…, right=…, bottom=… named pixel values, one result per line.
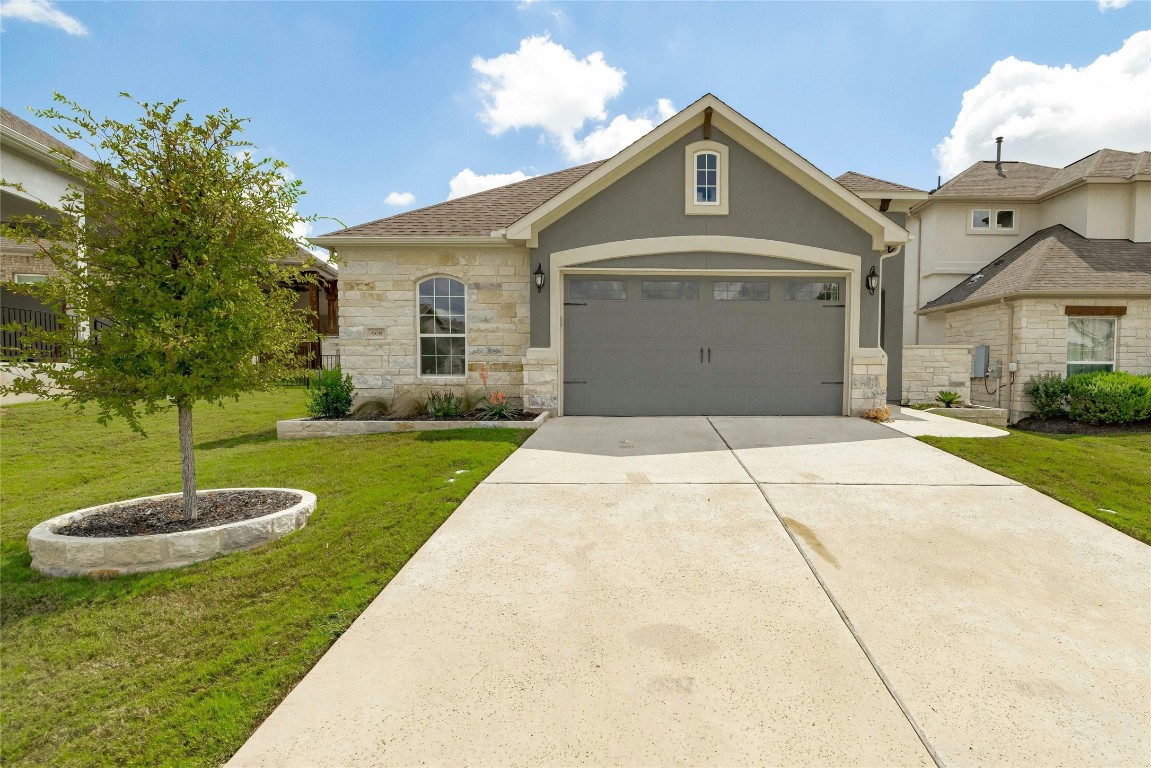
left=945, top=297, right=1151, bottom=419
left=901, top=345, right=972, bottom=405
left=336, top=245, right=532, bottom=409
left=944, top=303, right=1010, bottom=408
left=850, top=349, right=887, bottom=415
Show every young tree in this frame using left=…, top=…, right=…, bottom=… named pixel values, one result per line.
left=1, top=94, right=319, bottom=520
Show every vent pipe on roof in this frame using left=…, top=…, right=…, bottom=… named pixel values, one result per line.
left=995, top=136, right=1004, bottom=176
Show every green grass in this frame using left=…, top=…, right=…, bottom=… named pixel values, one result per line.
left=920, top=429, right=1151, bottom=544
left=0, top=391, right=530, bottom=767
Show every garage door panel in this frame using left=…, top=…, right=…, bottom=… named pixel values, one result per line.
left=563, top=274, right=845, bottom=416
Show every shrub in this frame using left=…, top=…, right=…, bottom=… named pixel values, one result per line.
left=306, top=368, right=355, bottom=419
left=1067, top=371, right=1151, bottom=425
left=422, top=390, right=465, bottom=419
left=478, top=391, right=516, bottom=421
left=861, top=405, right=891, bottom=422
left=350, top=397, right=392, bottom=420
left=934, top=390, right=962, bottom=408
left=1022, top=372, right=1069, bottom=419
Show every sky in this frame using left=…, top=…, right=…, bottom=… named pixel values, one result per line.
left=1, top=0, right=1149, bottom=243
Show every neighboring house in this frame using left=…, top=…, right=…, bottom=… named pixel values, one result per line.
left=278, top=246, right=340, bottom=368
left=854, top=147, right=1150, bottom=420
left=311, top=94, right=910, bottom=417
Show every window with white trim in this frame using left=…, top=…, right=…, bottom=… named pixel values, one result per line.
left=1067, top=317, right=1116, bottom=376
left=684, top=140, right=729, bottom=215
left=970, top=208, right=1016, bottom=233
left=417, top=277, right=466, bottom=376
left=14, top=274, right=47, bottom=284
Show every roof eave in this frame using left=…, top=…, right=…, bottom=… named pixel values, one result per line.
left=0, top=124, right=91, bottom=177
left=918, top=288, right=1151, bottom=315
left=309, top=234, right=518, bottom=248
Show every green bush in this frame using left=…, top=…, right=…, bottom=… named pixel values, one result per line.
left=934, top=390, right=962, bottom=408
left=1022, top=372, right=1069, bottom=419
left=1067, top=371, right=1151, bottom=425
left=305, top=368, right=355, bottom=419
left=422, top=390, right=465, bottom=418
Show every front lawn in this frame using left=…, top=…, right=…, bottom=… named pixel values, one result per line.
left=920, top=429, right=1151, bottom=544
left=0, top=391, right=530, bottom=767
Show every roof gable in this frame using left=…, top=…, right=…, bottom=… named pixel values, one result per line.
left=835, top=171, right=925, bottom=194
left=504, top=94, right=908, bottom=251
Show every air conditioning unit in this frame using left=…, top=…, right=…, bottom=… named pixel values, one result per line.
left=972, top=345, right=990, bottom=379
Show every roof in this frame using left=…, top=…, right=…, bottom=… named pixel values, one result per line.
left=319, top=161, right=605, bottom=238
left=277, top=246, right=338, bottom=280
left=928, top=149, right=1151, bottom=202
left=921, top=225, right=1151, bottom=311
left=835, top=171, right=925, bottom=194
left=0, top=107, right=96, bottom=170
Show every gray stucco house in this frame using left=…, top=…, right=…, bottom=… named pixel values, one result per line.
left=311, top=94, right=914, bottom=417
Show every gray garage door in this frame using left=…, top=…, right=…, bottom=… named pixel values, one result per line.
left=563, top=275, right=845, bottom=416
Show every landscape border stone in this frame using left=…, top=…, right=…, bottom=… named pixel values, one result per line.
left=27, top=488, right=316, bottom=578
left=276, top=411, right=549, bottom=439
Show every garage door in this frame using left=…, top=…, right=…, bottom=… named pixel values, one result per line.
left=563, top=275, right=846, bottom=416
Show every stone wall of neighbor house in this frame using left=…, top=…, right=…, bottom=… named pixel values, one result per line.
left=901, top=345, right=972, bottom=405
left=850, top=349, right=888, bottom=416
left=0, top=237, right=59, bottom=282
left=944, top=303, right=1011, bottom=408
left=336, top=245, right=532, bottom=410
left=944, top=297, right=1151, bottom=420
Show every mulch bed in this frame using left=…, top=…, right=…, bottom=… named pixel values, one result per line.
left=337, top=411, right=540, bottom=422
left=56, top=490, right=301, bottom=538
left=1013, top=416, right=1151, bottom=435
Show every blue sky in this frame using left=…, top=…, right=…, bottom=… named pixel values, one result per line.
left=2, top=1, right=1148, bottom=237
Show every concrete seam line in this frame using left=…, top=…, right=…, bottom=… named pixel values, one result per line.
left=706, top=417, right=946, bottom=768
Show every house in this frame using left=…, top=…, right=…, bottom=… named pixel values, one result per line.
left=311, top=94, right=910, bottom=417
left=875, top=147, right=1151, bottom=420
left=278, top=247, right=340, bottom=368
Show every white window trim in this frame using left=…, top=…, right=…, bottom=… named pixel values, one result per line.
left=415, top=275, right=467, bottom=380
left=967, top=207, right=1018, bottom=235
left=1066, top=315, right=1118, bottom=376
left=14, top=274, right=48, bottom=284
left=684, top=140, right=729, bottom=216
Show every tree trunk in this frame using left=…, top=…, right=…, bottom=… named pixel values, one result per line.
left=178, top=401, right=197, bottom=521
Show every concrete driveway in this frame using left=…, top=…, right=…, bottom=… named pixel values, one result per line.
left=229, top=417, right=1151, bottom=768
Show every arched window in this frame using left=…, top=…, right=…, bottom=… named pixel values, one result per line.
left=695, top=151, right=719, bottom=204
left=417, top=277, right=466, bottom=376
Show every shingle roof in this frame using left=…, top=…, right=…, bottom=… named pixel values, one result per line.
left=929, top=161, right=1059, bottom=199
left=835, top=171, right=924, bottom=194
left=320, top=161, right=605, bottom=238
left=276, top=246, right=338, bottom=279
left=1036, top=149, right=1151, bottom=196
left=922, top=225, right=1151, bottom=311
left=0, top=107, right=96, bottom=170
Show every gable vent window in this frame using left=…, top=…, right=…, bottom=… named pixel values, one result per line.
left=684, top=140, right=729, bottom=215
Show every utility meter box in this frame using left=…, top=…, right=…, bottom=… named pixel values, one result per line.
left=972, top=345, right=990, bottom=378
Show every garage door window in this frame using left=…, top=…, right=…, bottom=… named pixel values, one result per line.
left=785, top=281, right=841, bottom=301
left=641, top=280, right=698, bottom=300
left=418, top=277, right=466, bottom=376
left=568, top=279, right=626, bottom=300
left=714, top=281, right=770, bottom=300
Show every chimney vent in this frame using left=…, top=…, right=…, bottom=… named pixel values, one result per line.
left=995, top=136, right=1004, bottom=176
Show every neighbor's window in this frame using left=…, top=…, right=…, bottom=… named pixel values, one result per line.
left=714, top=281, right=770, bottom=300
left=568, top=279, right=626, bottom=300
left=785, top=281, right=841, bottom=302
left=1067, top=317, right=1116, bottom=376
left=14, top=274, right=47, bottom=284
left=418, top=277, right=466, bottom=376
left=641, top=280, right=698, bottom=300
left=970, top=208, right=1016, bottom=232
left=695, top=151, right=719, bottom=204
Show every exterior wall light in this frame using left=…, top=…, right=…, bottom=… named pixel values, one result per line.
left=533, top=263, right=546, bottom=293
left=866, top=266, right=879, bottom=295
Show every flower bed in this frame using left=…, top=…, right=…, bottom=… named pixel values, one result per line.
left=277, top=411, right=549, bottom=439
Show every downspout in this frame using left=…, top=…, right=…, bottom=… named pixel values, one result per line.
left=914, top=214, right=923, bottom=344
left=1003, top=297, right=1015, bottom=424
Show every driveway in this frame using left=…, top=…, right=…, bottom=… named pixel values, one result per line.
left=229, top=417, right=1151, bottom=767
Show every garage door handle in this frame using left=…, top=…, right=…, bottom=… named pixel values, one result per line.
left=707, top=347, right=711, bottom=363
left=700, top=347, right=704, bottom=363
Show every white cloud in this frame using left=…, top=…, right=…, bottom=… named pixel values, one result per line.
left=472, top=34, right=675, bottom=162
left=1098, top=0, right=1131, bottom=10
left=447, top=168, right=532, bottom=200
left=935, top=31, right=1151, bottom=178
left=384, top=191, right=416, bottom=206
left=0, top=0, right=87, bottom=35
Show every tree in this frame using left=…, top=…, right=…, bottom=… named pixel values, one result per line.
left=0, top=94, right=319, bottom=520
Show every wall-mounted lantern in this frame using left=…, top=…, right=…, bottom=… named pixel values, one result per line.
left=533, top=263, right=546, bottom=293
left=866, top=266, right=879, bottom=296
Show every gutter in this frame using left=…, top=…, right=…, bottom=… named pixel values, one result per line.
left=308, top=235, right=517, bottom=248
left=917, top=289, right=1151, bottom=316
left=0, top=125, right=92, bottom=177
